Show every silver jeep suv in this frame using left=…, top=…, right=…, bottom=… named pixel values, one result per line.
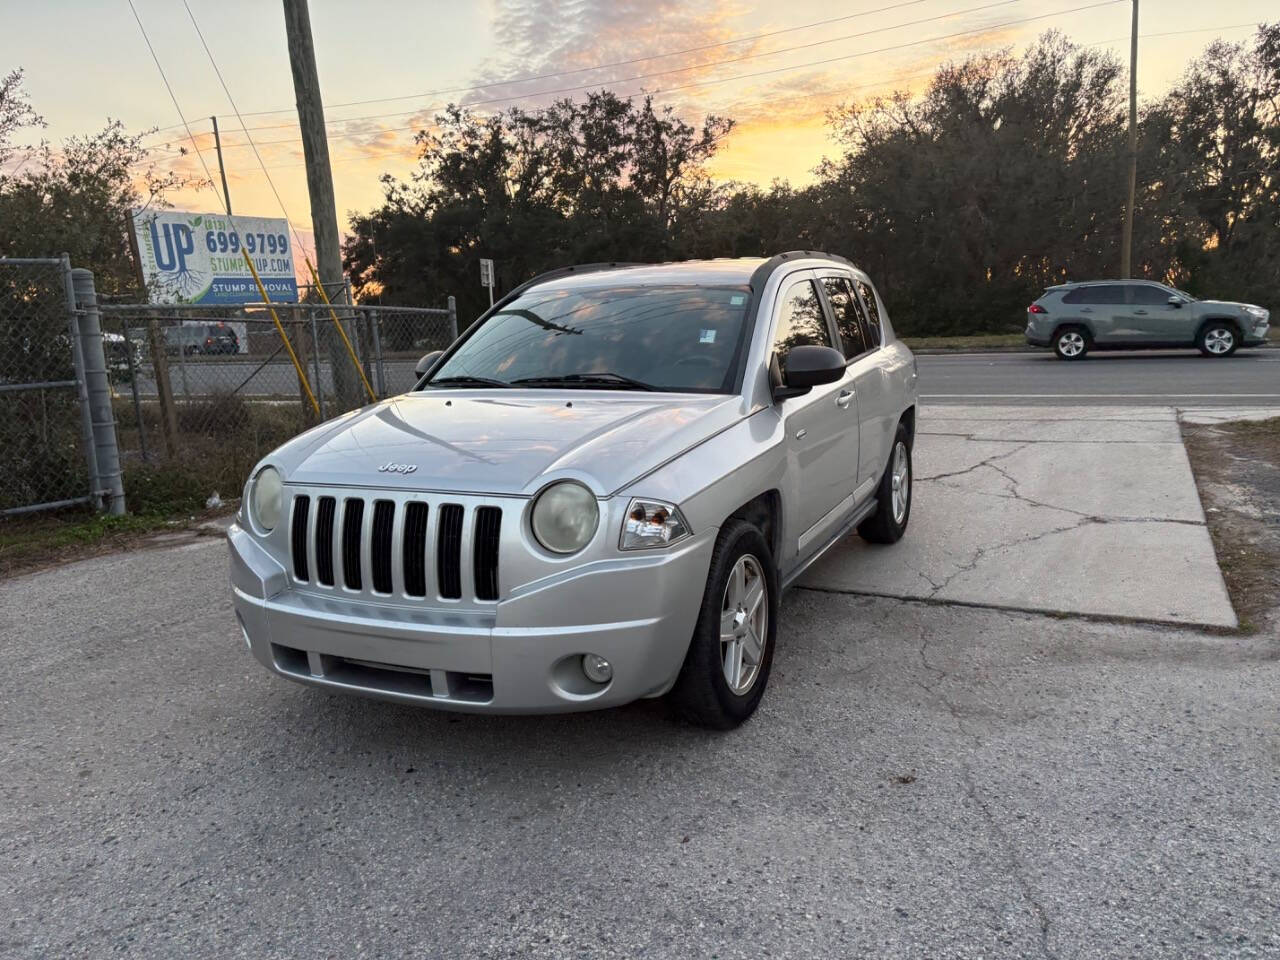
left=228, top=253, right=918, bottom=728
left=1026, top=280, right=1270, bottom=360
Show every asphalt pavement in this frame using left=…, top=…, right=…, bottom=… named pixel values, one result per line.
left=918, top=349, right=1280, bottom=405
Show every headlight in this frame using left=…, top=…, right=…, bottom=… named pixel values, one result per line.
left=1244, top=305, right=1268, bottom=319
left=249, top=466, right=283, bottom=533
left=530, top=481, right=599, bottom=554
left=620, top=498, right=690, bottom=550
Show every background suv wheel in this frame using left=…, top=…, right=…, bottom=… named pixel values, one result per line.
left=1198, top=322, right=1238, bottom=357
left=1053, top=326, right=1090, bottom=360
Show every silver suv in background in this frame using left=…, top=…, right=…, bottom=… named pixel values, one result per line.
left=1025, top=281, right=1270, bottom=360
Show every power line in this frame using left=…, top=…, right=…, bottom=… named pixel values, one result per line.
left=125, top=0, right=221, bottom=203
left=145, top=0, right=942, bottom=136
left=180, top=0, right=310, bottom=257
left=145, top=9, right=1252, bottom=184
left=139, top=0, right=1127, bottom=177
left=145, top=0, right=1019, bottom=151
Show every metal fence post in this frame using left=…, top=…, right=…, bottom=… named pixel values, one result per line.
left=367, top=307, right=387, bottom=397
left=119, top=319, right=149, bottom=462
left=309, top=308, right=327, bottom=420
left=60, top=256, right=103, bottom=511
left=447, top=295, right=458, bottom=341
left=71, top=267, right=126, bottom=515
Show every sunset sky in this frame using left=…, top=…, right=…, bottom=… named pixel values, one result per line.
left=2, top=1, right=1271, bottom=263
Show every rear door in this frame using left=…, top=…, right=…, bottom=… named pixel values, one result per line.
left=1061, top=285, right=1124, bottom=342
left=820, top=274, right=884, bottom=498
left=772, top=274, right=860, bottom=555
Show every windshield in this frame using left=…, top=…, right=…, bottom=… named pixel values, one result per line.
left=423, top=284, right=752, bottom=393
left=1174, top=288, right=1197, bottom=302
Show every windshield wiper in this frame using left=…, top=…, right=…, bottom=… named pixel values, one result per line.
left=511, top=372, right=657, bottom=391
left=428, top=375, right=511, bottom=388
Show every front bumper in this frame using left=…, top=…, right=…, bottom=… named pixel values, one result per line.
left=228, top=522, right=715, bottom=713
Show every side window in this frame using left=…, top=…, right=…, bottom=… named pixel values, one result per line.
left=1131, top=284, right=1170, bottom=305
left=1062, top=286, right=1089, bottom=304
left=1094, top=286, right=1127, bottom=305
left=820, top=277, right=867, bottom=359
left=854, top=279, right=883, bottom=347
left=772, top=279, right=833, bottom=369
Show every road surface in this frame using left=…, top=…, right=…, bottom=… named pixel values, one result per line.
left=917, top=349, right=1280, bottom=405
left=118, top=348, right=1280, bottom=407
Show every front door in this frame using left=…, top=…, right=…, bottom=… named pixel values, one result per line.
left=1125, top=283, right=1197, bottom=344
left=772, top=275, right=859, bottom=559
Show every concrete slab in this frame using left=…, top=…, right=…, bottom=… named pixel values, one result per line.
left=800, top=405, right=1237, bottom=628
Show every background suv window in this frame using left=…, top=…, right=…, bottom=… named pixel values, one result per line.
left=1064, top=285, right=1125, bottom=305
left=820, top=277, right=868, bottom=359
left=773, top=279, right=833, bottom=369
left=854, top=280, right=883, bottom=346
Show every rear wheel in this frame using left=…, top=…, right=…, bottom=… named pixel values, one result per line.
left=1053, top=325, right=1090, bottom=360
left=1198, top=322, right=1238, bottom=357
left=667, top=520, right=777, bottom=729
left=858, top=424, right=912, bottom=544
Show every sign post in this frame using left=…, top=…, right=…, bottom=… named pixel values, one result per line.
left=479, top=258, right=495, bottom=308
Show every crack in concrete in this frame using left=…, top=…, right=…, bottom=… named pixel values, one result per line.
left=918, top=442, right=1032, bottom=483
left=922, top=430, right=1179, bottom=445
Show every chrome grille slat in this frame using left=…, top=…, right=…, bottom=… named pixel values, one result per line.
left=473, top=507, right=501, bottom=602
left=288, top=491, right=501, bottom=604
left=290, top=495, right=310, bottom=581
left=437, top=504, right=464, bottom=600
left=402, top=502, right=429, bottom=597
left=341, top=498, right=364, bottom=591
left=371, top=500, right=395, bottom=594
left=315, top=496, right=336, bottom=586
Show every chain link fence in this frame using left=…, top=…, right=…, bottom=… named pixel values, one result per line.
left=0, top=257, right=99, bottom=514
left=97, top=299, right=456, bottom=509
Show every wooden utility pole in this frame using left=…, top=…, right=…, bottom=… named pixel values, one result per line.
left=1120, top=0, right=1139, bottom=278
left=211, top=116, right=232, bottom=215
left=281, top=0, right=358, bottom=409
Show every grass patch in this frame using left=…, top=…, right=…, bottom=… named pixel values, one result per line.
left=900, top=333, right=1026, bottom=351
left=1182, top=416, right=1280, bottom=633
left=0, top=507, right=227, bottom=580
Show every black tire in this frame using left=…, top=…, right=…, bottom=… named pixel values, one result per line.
left=858, top=423, right=913, bottom=544
left=1197, top=321, right=1239, bottom=357
left=667, top=519, right=778, bottom=729
left=1053, top=325, right=1090, bottom=360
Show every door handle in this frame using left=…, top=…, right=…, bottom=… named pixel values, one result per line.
left=1080, top=308, right=1093, bottom=313
left=1133, top=309, right=1148, bottom=315
left=835, top=389, right=854, bottom=409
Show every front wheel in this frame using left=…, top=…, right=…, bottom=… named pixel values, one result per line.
left=858, top=424, right=912, bottom=544
left=1198, top=323, right=1238, bottom=357
left=667, top=520, right=778, bottom=729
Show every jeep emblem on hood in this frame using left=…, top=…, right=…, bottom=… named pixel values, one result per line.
left=378, top=462, right=418, bottom=474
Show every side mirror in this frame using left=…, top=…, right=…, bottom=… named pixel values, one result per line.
left=772, top=345, right=847, bottom=402
left=415, top=350, right=444, bottom=377
left=1167, top=296, right=1183, bottom=308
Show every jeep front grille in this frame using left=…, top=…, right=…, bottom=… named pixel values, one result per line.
left=288, top=493, right=502, bottom=603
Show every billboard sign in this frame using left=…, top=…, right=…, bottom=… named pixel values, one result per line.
left=131, top=209, right=298, bottom=304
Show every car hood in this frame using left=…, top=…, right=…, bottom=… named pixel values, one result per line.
left=1197, top=299, right=1266, bottom=313
left=275, top=390, right=746, bottom=497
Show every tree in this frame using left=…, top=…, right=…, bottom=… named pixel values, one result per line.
left=343, top=92, right=733, bottom=326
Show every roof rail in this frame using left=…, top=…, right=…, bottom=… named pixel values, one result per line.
left=747, top=250, right=855, bottom=291
left=508, top=261, right=646, bottom=299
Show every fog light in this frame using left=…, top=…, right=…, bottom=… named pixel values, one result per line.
left=581, top=654, right=612, bottom=684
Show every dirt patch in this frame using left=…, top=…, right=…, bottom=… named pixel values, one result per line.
left=1182, top=416, right=1280, bottom=633
left=0, top=506, right=234, bottom=581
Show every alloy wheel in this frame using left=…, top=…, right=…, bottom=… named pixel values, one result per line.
left=1204, top=328, right=1234, bottom=354
left=1058, top=332, right=1085, bottom=357
left=891, top=441, right=910, bottom=525
left=720, top=554, right=768, bottom=696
